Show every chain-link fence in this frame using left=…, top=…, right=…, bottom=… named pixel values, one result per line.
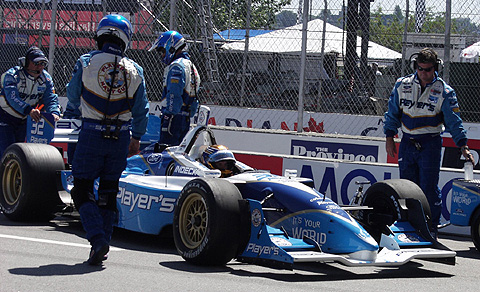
left=1, top=0, right=479, bottom=134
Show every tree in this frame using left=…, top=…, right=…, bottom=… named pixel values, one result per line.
left=369, top=6, right=480, bottom=53
left=211, top=0, right=292, bottom=30
left=369, top=7, right=405, bottom=52
left=275, top=10, right=297, bottom=28
left=393, top=5, right=404, bottom=22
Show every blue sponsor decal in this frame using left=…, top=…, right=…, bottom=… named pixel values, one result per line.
left=428, top=96, right=439, bottom=104
left=291, top=140, right=378, bottom=162
left=146, top=153, right=163, bottom=164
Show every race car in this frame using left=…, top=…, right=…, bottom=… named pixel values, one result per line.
left=450, top=179, right=480, bottom=251
left=0, top=108, right=456, bottom=268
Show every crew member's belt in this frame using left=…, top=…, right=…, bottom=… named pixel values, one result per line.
left=402, top=133, right=441, bottom=151
left=82, top=119, right=130, bottom=132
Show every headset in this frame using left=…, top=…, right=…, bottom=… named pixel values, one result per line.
left=17, top=56, right=26, bottom=68
left=17, top=47, right=46, bottom=75
left=409, top=48, right=444, bottom=72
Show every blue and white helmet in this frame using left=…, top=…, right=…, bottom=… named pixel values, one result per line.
left=201, top=145, right=236, bottom=177
left=96, top=14, right=133, bottom=53
left=148, top=30, right=185, bottom=64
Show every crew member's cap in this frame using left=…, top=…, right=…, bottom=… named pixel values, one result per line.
left=26, top=46, right=48, bottom=63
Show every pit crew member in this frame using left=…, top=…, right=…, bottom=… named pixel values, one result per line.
left=67, top=14, right=149, bottom=265
left=148, top=30, right=200, bottom=146
left=384, top=47, right=474, bottom=236
left=0, top=46, right=60, bottom=157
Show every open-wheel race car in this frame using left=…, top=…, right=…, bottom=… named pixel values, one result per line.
left=0, top=108, right=456, bottom=268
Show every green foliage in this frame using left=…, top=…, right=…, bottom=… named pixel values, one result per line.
left=370, top=6, right=480, bottom=52
left=211, top=0, right=291, bottom=30
left=369, top=6, right=407, bottom=52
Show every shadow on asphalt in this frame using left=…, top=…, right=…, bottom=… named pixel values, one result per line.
left=439, top=233, right=480, bottom=260
left=160, top=260, right=453, bottom=282
left=8, top=262, right=105, bottom=276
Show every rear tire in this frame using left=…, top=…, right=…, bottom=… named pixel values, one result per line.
left=0, top=143, right=64, bottom=221
left=173, top=178, right=246, bottom=266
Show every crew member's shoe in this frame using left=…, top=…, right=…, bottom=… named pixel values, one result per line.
left=87, top=241, right=109, bottom=265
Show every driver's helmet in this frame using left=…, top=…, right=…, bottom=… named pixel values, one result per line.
left=96, top=14, right=133, bottom=53
left=148, top=30, right=185, bottom=65
left=201, top=145, right=236, bottom=177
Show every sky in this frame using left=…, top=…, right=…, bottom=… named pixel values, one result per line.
left=283, top=0, right=480, bottom=22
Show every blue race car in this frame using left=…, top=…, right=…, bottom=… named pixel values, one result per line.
left=0, top=109, right=456, bottom=268
left=450, top=179, right=480, bottom=251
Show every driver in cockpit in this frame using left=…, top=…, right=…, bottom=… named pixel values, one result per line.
left=200, top=145, right=237, bottom=178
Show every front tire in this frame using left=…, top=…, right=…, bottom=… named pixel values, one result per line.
left=173, top=178, right=246, bottom=266
left=362, top=179, right=431, bottom=223
left=360, top=179, right=432, bottom=242
left=0, top=143, right=65, bottom=221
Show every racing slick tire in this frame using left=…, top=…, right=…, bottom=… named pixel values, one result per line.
left=470, top=208, right=480, bottom=251
left=173, top=178, right=247, bottom=266
left=0, top=143, right=65, bottom=221
left=362, top=179, right=431, bottom=223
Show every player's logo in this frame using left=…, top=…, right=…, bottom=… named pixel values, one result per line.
left=98, top=62, right=130, bottom=95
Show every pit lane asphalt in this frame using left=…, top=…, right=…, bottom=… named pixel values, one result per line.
left=1, top=211, right=479, bottom=292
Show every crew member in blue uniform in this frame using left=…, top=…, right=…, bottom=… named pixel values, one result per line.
left=67, top=14, right=149, bottom=265
left=148, top=30, right=200, bottom=146
left=0, top=46, right=60, bottom=157
left=384, top=48, right=474, bottom=237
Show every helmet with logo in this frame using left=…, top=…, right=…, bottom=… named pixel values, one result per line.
left=201, top=145, right=236, bottom=177
left=96, top=14, right=133, bottom=53
left=148, top=30, right=186, bottom=65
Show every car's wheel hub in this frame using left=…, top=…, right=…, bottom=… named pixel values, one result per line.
left=2, top=160, right=22, bottom=206
left=179, top=193, right=208, bottom=249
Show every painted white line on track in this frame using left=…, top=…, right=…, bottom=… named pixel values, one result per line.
left=0, top=233, right=123, bottom=251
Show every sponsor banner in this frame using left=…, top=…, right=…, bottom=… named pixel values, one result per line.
left=291, top=139, right=379, bottom=162
left=1, top=0, right=138, bottom=12
left=149, top=102, right=385, bottom=137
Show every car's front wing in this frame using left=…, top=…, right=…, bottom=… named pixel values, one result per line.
left=238, top=200, right=456, bottom=269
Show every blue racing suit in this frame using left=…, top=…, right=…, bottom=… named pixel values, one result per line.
left=67, top=43, right=149, bottom=249
left=384, top=72, right=468, bottom=231
left=0, top=66, right=60, bottom=157
left=159, top=52, right=200, bottom=145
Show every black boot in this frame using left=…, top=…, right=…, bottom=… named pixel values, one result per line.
left=78, top=202, right=109, bottom=265
left=72, top=178, right=109, bottom=265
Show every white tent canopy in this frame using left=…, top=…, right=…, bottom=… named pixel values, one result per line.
left=460, top=41, right=480, bottom=63
left=221, top=19, right=402, bottom=60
